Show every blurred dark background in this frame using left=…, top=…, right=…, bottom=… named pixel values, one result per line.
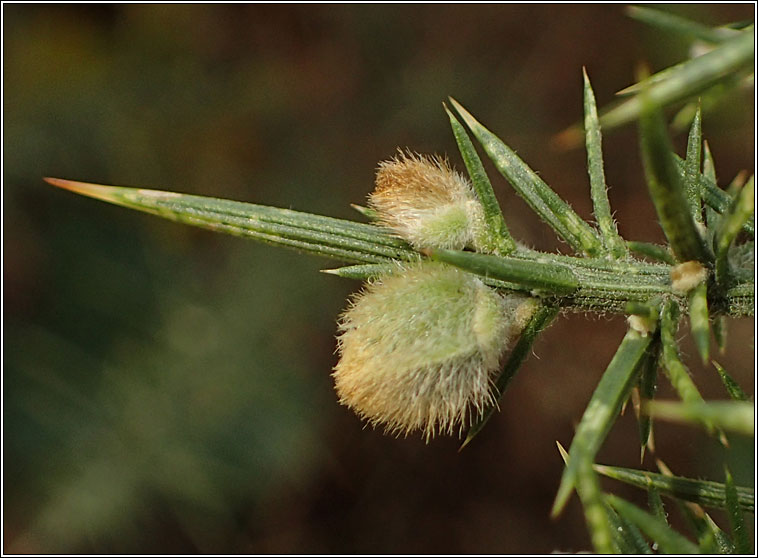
left=3, top=4, right=754, bottom=553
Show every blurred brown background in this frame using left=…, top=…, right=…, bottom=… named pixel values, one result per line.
left=3, top=4, right=754, bottom=553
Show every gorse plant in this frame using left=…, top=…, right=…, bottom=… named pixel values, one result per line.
left=47, top=7, right=753, bottom=554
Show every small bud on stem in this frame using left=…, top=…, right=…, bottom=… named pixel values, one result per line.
left=333, top=262, right=533, bottom=440
left=370, top=152, right=487, bottom=251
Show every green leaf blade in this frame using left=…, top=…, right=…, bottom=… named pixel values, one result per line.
left=646, top=400, right=754, bottom=436
left=449, top=98, right=604, bottom=257
left=702, top=513, right=737, bottom=554
left=605, top=503, right=654, bottom=554
left=626, top=5, right=739, bottom=44
left=713, top=315, right=728, bottom=353
left=45, top=178, right=418, bottom=265
left=712, top=361, right=749, bottom=401
left=627, top=240, right=676, bottom=264
left=599, top=29, right=754, bottom=132
left=320, top=263, right=399, bottom=280
left=683, top=104, right=703, bottom=220
left=715, top=176, right=755, bottom=286
left=583, top=69, right=626, bottom=259
left=576, top=460, right=615, bottom=553
left=594, top=463, right=755, bottom=513
left=428, top=249, right=579, bottom=295
left=636, top=337, right=661, bottom=457
left=552, top=328, right=653, bottom=516
left=687, top=281, right=711, bottom=364
left=606, top=494, right=701, bottom=554
left=647, top=484, right=668, bottom=525
left=725, top=467, right=751, bottom=554
left=673, top=154, right=755, bottom=235
left=639, top=92, right=711, bottom=263
left=658, top=300, right=720, bottom=435
left=445, top=106, right=516, bottom=255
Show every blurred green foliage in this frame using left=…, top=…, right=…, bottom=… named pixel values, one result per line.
left=3, top=4, right=753, bottom=553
